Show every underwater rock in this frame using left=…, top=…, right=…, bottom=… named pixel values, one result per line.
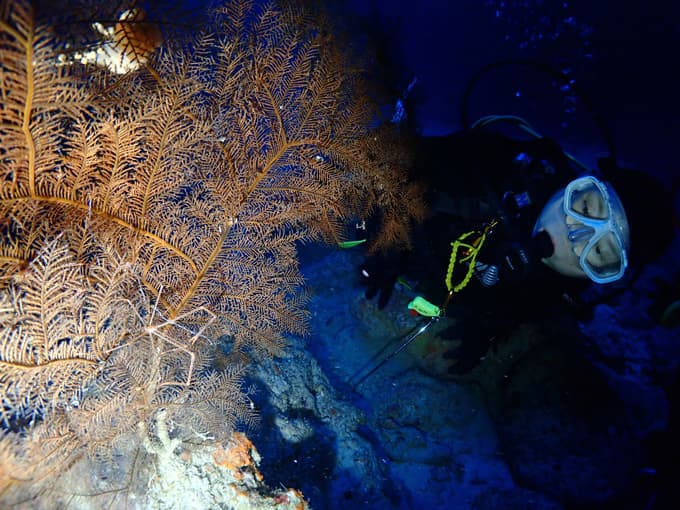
left=493, top=336, right=640, bottom=506
left=252, top=336, right=388, bottom=508
left=6, top=412, right=309, bottom=510
left=471, top=486, right=564, bottom=510
left=297, top=249, right=519, bottom=508
left=143, top=424, right=310, bottom=510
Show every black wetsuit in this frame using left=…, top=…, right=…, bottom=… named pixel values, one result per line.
left=412, top=129, right=581, bottom=298
left=362, top=127, right=591, bottom=372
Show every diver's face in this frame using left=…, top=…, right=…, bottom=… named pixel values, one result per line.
left=532, top=190, right=589, bottom=279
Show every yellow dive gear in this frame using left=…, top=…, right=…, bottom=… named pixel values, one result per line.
left=446, top=219, right=498, bottom=294
left=351, top=220, right=498, bottom=388
left=410, top=219, right=498, bottom=317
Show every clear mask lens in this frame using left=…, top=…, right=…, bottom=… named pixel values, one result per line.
left=565, top=180, right=608, bottom=220
left=581, top=231, right=625, bottom=279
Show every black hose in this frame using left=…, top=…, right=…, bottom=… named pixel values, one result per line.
left=459, top=59, right=618, bottom=166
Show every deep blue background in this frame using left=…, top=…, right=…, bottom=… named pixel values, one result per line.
left=328, top=0, right=679, bottom=191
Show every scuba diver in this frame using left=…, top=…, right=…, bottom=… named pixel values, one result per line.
left=349, top=66, right=677, bottom=510
left=359, top=110, right=675, bottom=376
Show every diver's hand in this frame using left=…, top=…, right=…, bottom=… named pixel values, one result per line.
left=359, top=252, right=404, bottom=309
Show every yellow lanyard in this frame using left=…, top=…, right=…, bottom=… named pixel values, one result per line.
left=408, top=219, right=498, bottom=318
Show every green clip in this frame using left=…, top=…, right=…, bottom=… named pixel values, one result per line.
left=407, top=296, right=441, bottom=317
left=338, top=239, right=367, bottom=249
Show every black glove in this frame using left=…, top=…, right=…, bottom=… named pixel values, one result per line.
left=359, top=250, right=406, bottom=309
left=440, top=310, right=512, bottom=375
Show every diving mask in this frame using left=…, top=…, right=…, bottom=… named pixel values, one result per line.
left=562, top=175, right=630, bottom=283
